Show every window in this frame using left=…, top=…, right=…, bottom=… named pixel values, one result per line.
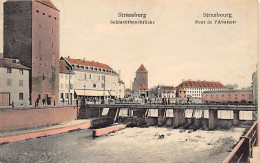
left=19, top=69, right=23, bottom=75
left=60, top=93, right=64, bottom=99
left=93, top=84, right=96, bottom=88
left=89, top=74, right=92, bottom=79
left=19, top=80, right=23, bottom=86
left=70, top=84, right=73, bottom=89
left=43, top=13, right=45, bottom=15
left=85, top=74, right=87, bottom=79
left=19, top=93, right=23, bottom=100
left=43, top=73, right=45, bottom=80
left=7, top=68, right=12, bottom=73
left=65, top=93, right=68, bottom=99
left=36, top=10, right=39, bottom=13
left=7, top=79, right=11, bottom=86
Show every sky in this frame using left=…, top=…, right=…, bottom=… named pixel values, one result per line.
left=0, top=0, right=258, bottom=89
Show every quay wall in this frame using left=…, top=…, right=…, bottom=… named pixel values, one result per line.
left=0, top=106, right=77, bottom=131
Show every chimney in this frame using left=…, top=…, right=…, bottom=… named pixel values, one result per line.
left=68, top=56, right=70, bottom=58
left=83, top=58, right=85, bottom=61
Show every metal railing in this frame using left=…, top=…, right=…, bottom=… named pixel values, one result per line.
left=223, top=120, right=259, bottom=163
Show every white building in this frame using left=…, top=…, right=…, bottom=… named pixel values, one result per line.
left=118, top=80, right=125, bottom=98
left=0, top=58, right=30, bottom=106
left=177, top=80, right=227, bottom=99
left=59, top=57, right=122, bottom=104
left=158, top=85, right=176, bottom=98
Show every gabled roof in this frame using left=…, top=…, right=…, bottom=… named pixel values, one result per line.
left=59, top=60, right=71, bottom=73
left=178, top=80, right=227, bottom=89
left=118, top=79, right=124, bottom=84
left=0, top=58, right=29, bottom=70
left=161, top=85, right=176, bottom=90
left=125, top=88, right=131, bottom=92
left=63, top=57, right=113, bottom=71
left=36, top=0, right=58, bottom=10
left=136, top=64, right=148, bottom=73
left=138, top=86, right=149, bottom=90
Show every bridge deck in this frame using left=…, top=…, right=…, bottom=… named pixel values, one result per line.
left=85, top=104, right=258, bottom=111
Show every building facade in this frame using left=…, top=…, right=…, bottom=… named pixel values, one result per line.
left=132, top=64, right=148, bottom=91
left=177, top=80, right=227, bottom=99
left=4, top=0, right=59, bottom=105
left=158, top=85, right=176, bottom=98
left=0, top=58, right=30, bottom=106
left=252, top=66, right=258, bottom=105
left=118, top=80, right=125, bottom=98
left=202, top=90, right=253, bottom=105
left=59, top=57, right=121, bottom=104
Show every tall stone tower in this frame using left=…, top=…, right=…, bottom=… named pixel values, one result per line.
left=132, top=64, right=148, bottom=90
left=4, top=0, right=59, bottom=105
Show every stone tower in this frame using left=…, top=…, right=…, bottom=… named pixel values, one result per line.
left=4, top=0, right=60, bottom=105
left=132, top=64, right=148, bottom=90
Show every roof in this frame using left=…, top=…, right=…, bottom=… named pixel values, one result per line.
left=59, top=60, right=71, bottom=73
left=203, top=90, right=252, bottom=94
left=125, top=88, right=131, bottom=92
left=36, top=0, right=58, bottom=10
left=178, top=81, right=227, bottom=89
left=118, top=79, right=124, bottom=84
left=63, top=57, right=113, bottom=71
left=136, top=64, right=148, bottom=73
left=138, top=86, right=149, bottom=90
left=161, top=86, right=176, bottom=90
left=0, top=58, right=29, bottom=70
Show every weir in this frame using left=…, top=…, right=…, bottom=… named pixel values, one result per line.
left=79, top=104, right=257, bottom=130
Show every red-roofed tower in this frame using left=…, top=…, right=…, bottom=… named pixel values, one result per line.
left=4, top=0, right=59, bottom=105
left=132, top=64, right=148, bottom=91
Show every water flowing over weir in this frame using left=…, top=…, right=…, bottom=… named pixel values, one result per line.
left=78, top=102, right=257, bottom=130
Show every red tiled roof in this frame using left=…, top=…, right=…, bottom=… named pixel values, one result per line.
left=36, top=0, right=58, bottom=10
left=178, top=81, right=227, bottom=89
left=59, top=60, right=71, bottom=73
left=0, top=58, right=29, bottom=70
left=136, top=64, right=148, bottom=73
left=161, top=86, right=176, bottom=90
left=138, top=86, right=149, bottom=90
left=118, top=79, right=124, bottom=84
left=64, top=57, right=113, bottom=71
left=125, top=88, right=131, bottom=92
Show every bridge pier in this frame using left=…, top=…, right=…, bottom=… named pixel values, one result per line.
left=173, top=109, right=185, bottom=128
left=209, top=110, right=218, bottom=130
left=107, top=108, right=120, bottom=122
left=158, top=109, right=166, bottom=126
left=233, top=110, right=240, bottom=126
left=133, top=109, right=147, bottom=118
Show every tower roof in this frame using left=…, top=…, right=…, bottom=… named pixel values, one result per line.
left=136, top=64, right=148, bottom=73
left=36, top=0, right=58, bottom=10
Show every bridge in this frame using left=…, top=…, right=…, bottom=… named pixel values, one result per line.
left=80, top=104, right=258, bottom=130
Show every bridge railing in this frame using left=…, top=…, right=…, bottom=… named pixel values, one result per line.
left=223, top=120, right=259, bottom=163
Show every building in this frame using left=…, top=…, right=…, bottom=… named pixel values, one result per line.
left=59, top=57, right=120, bottom=104
left=4, top=0, right=60, bottom=105
left=252, top=66, right=258, bottom=105
left=132, top=64, right=148, bottom=91
left=177, top=80, right=227, bottom=99
left=125, top=88, right=132, bottom=98
left=133, top=86, right=149, bottom=98
left=118, top=80, right=125, bottom=98
left=202, top=90, right=253, bottom=105
left=0, top=58, right=30, bottom=106
left=158, top=85, right=176, bottom=98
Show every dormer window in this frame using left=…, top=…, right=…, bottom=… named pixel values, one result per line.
left=85, top=66, right=88, bottom=69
